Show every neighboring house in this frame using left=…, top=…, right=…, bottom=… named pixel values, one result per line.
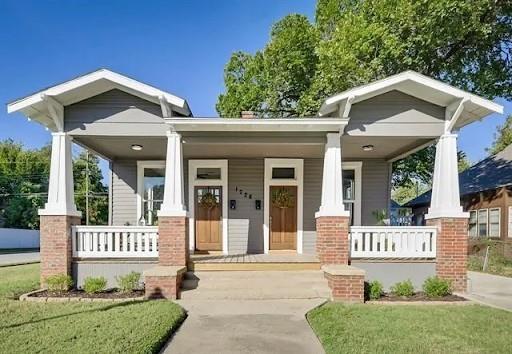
left=406, top=144, right=512, bottom=241
left=7, top=69, right=503, bottom=300
left=390, top=200, right=412, bottom=226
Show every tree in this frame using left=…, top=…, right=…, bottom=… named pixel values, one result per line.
left=488, top=114, right=512, bottom=155
left=73, top=151, right=108, bottom=225
left=216, top=0, right=511, bottom=187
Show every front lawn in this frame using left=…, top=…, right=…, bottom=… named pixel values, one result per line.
left=0, top=264, right=186, bottom=354
left=308, top=303, right=512, bottom=354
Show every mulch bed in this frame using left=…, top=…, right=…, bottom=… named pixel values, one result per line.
left=376, top=292, right=466, bottom=302
left=30, top=289, right=144, bottom=299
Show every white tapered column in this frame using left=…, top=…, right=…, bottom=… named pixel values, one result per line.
left=39, top=132, right=80, bottom=217
left=158, top=130, right=187, bottom=217
left=426, top=132, right=468, bottom=219
left=316, top=133, right=350, bottom=218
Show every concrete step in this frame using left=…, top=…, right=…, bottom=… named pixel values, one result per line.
left=180, top=270, right=331, bottom=300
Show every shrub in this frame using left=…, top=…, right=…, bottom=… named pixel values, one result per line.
left=423, top=276, right=452, bottom=298
left=390, top=279, right=414, bottom=297
left=46, top=274, right=73, bottom=293
left=83, top=276, right=107, bottom=294
left=116, top=272, right=141, bottom=293
left=368, top=280, right=384, bottom=300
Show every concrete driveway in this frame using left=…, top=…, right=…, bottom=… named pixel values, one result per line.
left=0, top=252, right=40, bottom=266
left=466, top=271, right=512, bottom=311
left=162, top=299, right=325, bottom=354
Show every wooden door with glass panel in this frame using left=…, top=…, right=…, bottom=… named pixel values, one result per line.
left=195, top=186, right=222, bottom=251
left=270, top=186, right=297, bottom=250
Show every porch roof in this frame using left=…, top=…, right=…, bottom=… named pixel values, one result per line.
left=7, top=68, right=192, bottom=131
left=318, top=70, right=503, bottom=129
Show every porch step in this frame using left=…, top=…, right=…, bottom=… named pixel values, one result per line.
left=180, top=270, right=331, bottom=300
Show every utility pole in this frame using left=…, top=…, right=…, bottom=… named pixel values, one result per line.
left=85, top=150, right=89, bottom=225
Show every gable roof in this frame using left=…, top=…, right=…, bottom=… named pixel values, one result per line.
left=319, top=71, right=503, bottom=130
left=405, top=144, right=512, bottom=207
left=7, top=68, right=192, bottom=130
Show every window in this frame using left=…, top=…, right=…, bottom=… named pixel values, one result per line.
left=137, top=162, right=165, bottom=226
left=197, top=167, right=221, bottom=180
left=343, top=170, right=355, bottom=226
left=468, top=210, right=478, bottom=237
left=509, top=206, right=512, bottom=238
left=489, top=208, right=501, bottom=237
left=478, top=209, right=488, bottom=237
left=272, top=167, right=295, bottom=179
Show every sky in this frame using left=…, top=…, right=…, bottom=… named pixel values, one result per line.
left=0, top=0, right=509, bottom=180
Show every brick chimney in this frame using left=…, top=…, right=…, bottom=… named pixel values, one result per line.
left=241, top=111, right=256, bottom=119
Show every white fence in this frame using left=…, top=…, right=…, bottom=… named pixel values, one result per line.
left=72, top=226, right=158, bottom=258
left=0, top=228, right=39, bottom=249
left=350, top=226, right=437, bottom=258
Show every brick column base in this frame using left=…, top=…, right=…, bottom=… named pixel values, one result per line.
left=316, top=216, right=350, bottom=265
left=323, top=265, right=365, bottom=303
left=427, top=217, right=468, bottom=292
left=158, top=216, right=189, bottom=267
left=144, top=266, right=186, bottom=299
left=39, top=215, right=81, bottom=286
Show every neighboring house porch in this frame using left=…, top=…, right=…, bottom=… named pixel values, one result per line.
left=7, top=69, right=503, bottom=301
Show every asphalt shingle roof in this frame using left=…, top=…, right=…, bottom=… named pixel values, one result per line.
left=405, top=144, right=512, bottom=207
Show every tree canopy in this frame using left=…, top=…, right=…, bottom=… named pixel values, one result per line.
left=488, top=114, right=512, bottom=155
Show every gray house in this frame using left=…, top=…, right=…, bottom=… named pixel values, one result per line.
left=7, top=69, right=503, bottom=299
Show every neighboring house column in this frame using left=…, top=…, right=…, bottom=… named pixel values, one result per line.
left=426, top=132, right=469, bottom=292
left=38, top=132, right=81, bottom=286
left=316, top=133, right=365, bottom=302
left=144, top=129, right=188, bottom=299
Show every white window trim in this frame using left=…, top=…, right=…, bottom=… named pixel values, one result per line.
left=264, top=159, right=304, bottom=254
left=478, top=208, right=489, bottom=237
left=136, top=160, right=166, bottom=225
left=342, top=161, right=362, bottom=226
left=489, top=207, right=501, bottom=238
left=188, top=160, right=229, bottom=255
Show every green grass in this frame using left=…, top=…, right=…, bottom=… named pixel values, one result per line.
left=468, top=255, right=512, bottom=278
left=308, top=303, right=512, bottom=354
left=0, top=264, right=186, bottom=354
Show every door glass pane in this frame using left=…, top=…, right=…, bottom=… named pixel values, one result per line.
left=142, top=167, right=165, bottom=226
left=478, top=209, right=488, bottom=237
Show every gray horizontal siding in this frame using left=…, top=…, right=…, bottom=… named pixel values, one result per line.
left=361, top=160, right=390, bottom=225
left=228, top=159, right=264, bottom=254
left=303, top=159, right=322, bottom=254
left=111, top=160, right=138, bottom=226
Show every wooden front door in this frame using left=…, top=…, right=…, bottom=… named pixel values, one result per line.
left=195, top=186, right=222, bottom=251
left=270, top=186, right=297, bottom=250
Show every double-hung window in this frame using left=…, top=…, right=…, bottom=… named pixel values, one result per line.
left=468, top=210, right=478, bottom=237
left=489, top=208, right=501, bottom=237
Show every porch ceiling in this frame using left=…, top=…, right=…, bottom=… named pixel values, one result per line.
left=75, top=134, right=433, bottom=161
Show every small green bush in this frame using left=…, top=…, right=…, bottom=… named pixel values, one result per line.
left=390, top=279, right=414, bottom=297
left=83, top=276, right=107, bottom=294
left=116, top=272, right=141, bottom=293
left=423, top=276, right=452, bottom=298
left=46, top=274, right=73, bottom=293
left=368, top=280, right=384, bottom=300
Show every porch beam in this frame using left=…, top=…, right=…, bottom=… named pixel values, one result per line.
left=316, top=133, right=350, bottom=217
left=158, top=129, right=187, bottom=216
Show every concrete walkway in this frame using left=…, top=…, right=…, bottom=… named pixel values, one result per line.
left=466, top=271, right=512, bottom=311
left=0, top=252, right=40, bottom=266
left=162, top=299, right=326, bottom=354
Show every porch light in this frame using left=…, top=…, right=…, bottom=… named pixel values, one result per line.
left=131, top=144, right=143, bottom=151
left=362, top=144, right=374, bottom=152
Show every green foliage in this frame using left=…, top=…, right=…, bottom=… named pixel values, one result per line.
left=489, top=114, right=512, bottom=155
left=367, top=280, right=384, bottom=300
left=422, top=276, right=452, bottom=298
left=391, top=182, right=429, bottom=205
left=218, top=0, right=511, bottom=185
left=46, top=274, right=73, bottom=294
left=116, top=272, right=141, bottom=293
left=390, top=279, right=414, bottom=297
left=83, top=276, right=107, bottom=294
left=371, top=209, right=388, bottom=225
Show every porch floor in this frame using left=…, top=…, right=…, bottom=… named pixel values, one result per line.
left=188, top=253, right=320, bottom=271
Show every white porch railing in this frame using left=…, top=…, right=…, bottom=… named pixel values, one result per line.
left=349, top=226, right=437, bottom=258
left=72, top=226, right=159, bottom=258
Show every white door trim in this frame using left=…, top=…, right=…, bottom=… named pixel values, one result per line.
left=263, top=158, right=304, bottom=254
left=136, top=160, right=166, bottom=225
left=343, top=161, right=362, bottom=226
left=188, top=160, right=229, bottom=255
